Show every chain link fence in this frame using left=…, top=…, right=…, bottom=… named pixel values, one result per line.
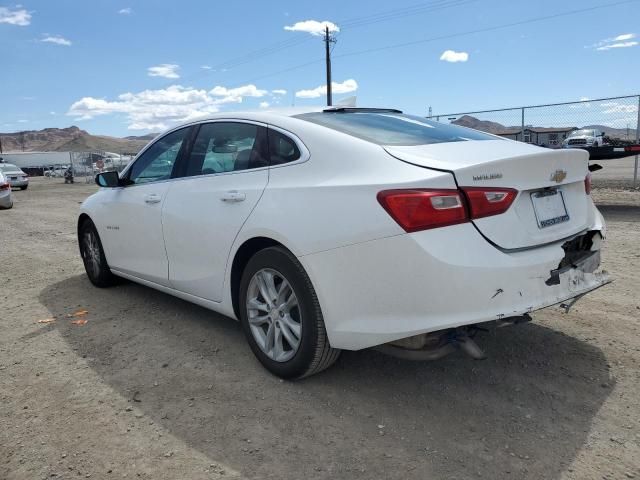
left=429, top=95, right=640, bottom=188
left=35, top=151, right=135, bottom=183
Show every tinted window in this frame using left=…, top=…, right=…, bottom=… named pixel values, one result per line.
left=294, top=112, right=496, bottom=146
left=127, top=127, right=190, bottom=184
left=268, top=129, right=301, bottom=165
left=184, top=122, right=267, bottom=177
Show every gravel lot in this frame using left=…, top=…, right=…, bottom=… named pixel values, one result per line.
left=1, top=177, right=639, bottom=480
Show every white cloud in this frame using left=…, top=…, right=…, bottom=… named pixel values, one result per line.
left=295, top=79, right=358, bottom=99
left=210, top=84, right=267, bottom=99
left=67, top=83, right=272, bottom=131
left=271, top=89, right=287, bottom=95
left=284, top=20, right=339, bottom=36
left=259, top=101, right=270, bottom=108
left=614, top=33, right=635, bottom=41
left=201, top=65, right=212, bottom=70
left=592, top=33, right=638, bottom=51
left=50, top=111, right=56, bottom=115
left=148, top=64, right=180, bottom=79
left=600, top=101, right=638, bottom=115
left=41, top=35, right=72, bottom=46
left=597, top=41, right=638, bottom=51
left=18, top=119, right=28, bottom=123
left=439, top=50, right=469, bottom=63
left=0, top=6, right=31, bottom=26
left=118, top=7, right=132, bottom=15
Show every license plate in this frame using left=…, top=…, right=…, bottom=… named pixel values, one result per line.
left=531, top=189, right=569, bottom=228
left=10, top=177, right=17, bottom=180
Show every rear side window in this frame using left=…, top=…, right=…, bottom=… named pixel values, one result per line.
left=294, top=112, right=496, bottom=146
left=184, top=122, right=268, bottom=177
left=268, top=129, right=301, bottom=165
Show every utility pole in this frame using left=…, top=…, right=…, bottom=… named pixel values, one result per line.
left=324, top=26, right=336, bottom=106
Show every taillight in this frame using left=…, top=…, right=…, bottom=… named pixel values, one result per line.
left=377, top=189, right=468, bottom=232
left=584, top=173, right=592, bottom=195
left=378, top=187, right=518, bottom=232
left=0, top=183, right=10, bottom=191
left=460, top=187, right=518, bottom=219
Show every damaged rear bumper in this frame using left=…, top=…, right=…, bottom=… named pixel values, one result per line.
left=301, top=221, right=611, bottom=351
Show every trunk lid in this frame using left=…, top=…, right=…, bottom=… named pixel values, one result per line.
left=385, top=139, right=594, bottom=249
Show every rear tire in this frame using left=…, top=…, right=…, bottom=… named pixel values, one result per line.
left=239, top=246, right=340, bottom=379
left=79, top=219, right=118, bottom=287
left=20, top=186, right=28, bottom=190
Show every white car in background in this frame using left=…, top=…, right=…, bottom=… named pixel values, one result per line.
left=0, top=171, right=13, bottom=209
left=563, top=129, right=606, bottom=148
left=0, top=163, right=29, bottom=190
left=77, top=107, right=610, bottom=378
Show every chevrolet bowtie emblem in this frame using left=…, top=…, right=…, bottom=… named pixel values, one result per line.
left=550, top=169, right=567, bottom=183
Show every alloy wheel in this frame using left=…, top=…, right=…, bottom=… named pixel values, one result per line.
left=246, top=268, right=302, bottom=362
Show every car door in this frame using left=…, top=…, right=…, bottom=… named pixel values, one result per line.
left=98, top=126, right=193, bottom=286
left=161, top=121, right=269, bottom=301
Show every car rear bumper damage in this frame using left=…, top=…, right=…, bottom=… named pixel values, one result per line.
left=300, top=220, right=610, bottom=351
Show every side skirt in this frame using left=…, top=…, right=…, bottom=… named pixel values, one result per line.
left=110, top=269, right=238, bottom=321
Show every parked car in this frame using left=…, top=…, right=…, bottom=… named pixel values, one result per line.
left=44, top=166, right=69, bottom=178
left=562, top=129, right=606, bottom=148
left=77, top=107, right=609, bottom=379
left=0, top=163, right=29, bottom=190
left=0, top=171, right=13, bottom=209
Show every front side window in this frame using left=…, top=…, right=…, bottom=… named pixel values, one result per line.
left=127, top=127, right=190, bottom=184
left=184, top=122, right=267, bottom=177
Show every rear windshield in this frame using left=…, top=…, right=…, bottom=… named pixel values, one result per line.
left=294, top=112, right=496, bottom=146
left=0, top=164, right=20, bottom=172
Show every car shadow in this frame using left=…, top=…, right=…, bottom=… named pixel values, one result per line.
left=38, top=275, right=613, bottom=480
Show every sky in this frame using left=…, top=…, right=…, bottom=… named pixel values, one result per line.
left=1, top=0, right=639, bottom=137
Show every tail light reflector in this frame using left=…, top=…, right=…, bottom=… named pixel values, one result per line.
left=0, top=182, right=10, bottom=191
left=584, top=173, right=592, bottom=195
left=461, top=187, right=518, bottom=219
left=377, top=189, right=468, bottom=232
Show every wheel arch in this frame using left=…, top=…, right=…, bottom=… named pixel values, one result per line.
left=230, top=236, right=290, bottom=320
left=77, top=213, right=93, bottom=238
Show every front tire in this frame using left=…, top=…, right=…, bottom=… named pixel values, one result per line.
left=79, top=219, right=118, bottom=287
left=239, top=246, right=340, bottom=379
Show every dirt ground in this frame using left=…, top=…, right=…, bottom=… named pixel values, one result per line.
left=1, top=176, right=639, bottom=480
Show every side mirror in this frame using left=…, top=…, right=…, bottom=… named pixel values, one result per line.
left=95, top=171, right=120, bottom=188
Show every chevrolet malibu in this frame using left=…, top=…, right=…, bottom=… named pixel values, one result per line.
left=78, top=107, right=610, bottom=378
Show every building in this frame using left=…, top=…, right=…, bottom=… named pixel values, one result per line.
left=497, top=127, right=577, bottom=147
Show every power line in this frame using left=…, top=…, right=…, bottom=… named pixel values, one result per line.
left=222, top=0, right=638, bottom=92
left=176, top=0, right=477, bottom=86
left=333, top=0, right=640, bottom=59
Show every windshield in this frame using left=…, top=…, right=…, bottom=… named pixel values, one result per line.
left=294, top=111, right=496, bottom=146
left=571, top=129, right=596, bottom=137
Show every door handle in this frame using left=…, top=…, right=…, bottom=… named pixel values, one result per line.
left=144, top=193, right=161, bottom=204
left=221, top=191, right=246, bottom=203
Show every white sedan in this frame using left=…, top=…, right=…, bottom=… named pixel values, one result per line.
left=0, top=171, right=13, bottom=209
left=78, top=107, right=609, bottom=378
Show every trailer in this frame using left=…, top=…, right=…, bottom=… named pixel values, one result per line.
left=580, top=144, right=640, bottom=188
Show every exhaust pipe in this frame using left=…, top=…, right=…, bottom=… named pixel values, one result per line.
left=374, top=330, right=486, bottom=361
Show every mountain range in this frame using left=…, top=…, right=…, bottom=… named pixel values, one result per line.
left=450, top=115, right=637, bottom=139
left=0, top=126, right=155, bottom=154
